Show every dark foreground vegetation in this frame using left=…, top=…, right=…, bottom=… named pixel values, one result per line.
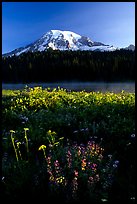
left=2, top=49, right=135, bottom=83
left=2, top=87, right=135, bottom=203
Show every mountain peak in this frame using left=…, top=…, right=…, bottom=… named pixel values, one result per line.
left=3, top=30, right=117, bottom=57
left=124, top=44, right=135, bottom=51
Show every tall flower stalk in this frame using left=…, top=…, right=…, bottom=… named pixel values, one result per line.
left=24, top=128, right=29, bottom=153
left=38, top=145, right=47, bottom=158
left=16, top=141, right=22, bottom=160
left=10, top=130, right=19, bottom=162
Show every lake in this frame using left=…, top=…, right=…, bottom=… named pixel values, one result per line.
left=2, top=82, right=135, bottom=93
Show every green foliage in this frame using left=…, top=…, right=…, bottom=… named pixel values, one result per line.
left=2, top=127, right=120, bottom=202
left=2, top=87, right=135, bottom=202
left=2, top=88, right=135, bottom=144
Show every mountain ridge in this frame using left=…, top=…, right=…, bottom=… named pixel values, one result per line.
left=124, top=44, right=135, bottom=51
left=2, top=30, right=134, bottom=57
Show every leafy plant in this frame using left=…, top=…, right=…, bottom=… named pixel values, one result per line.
left=2, top=87, right=135, bottom=202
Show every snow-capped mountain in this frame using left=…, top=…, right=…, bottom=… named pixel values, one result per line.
left=3, top=30, right=117, bottom=57
left=124, top=44, right=135, bottom=51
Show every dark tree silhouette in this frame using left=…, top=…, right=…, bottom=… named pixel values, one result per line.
left=2, top=49, right=135, bottom=83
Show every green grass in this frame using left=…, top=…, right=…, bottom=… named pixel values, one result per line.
left=2, top=87, right=135, bottom=202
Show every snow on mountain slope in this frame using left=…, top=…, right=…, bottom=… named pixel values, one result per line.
left=124, top=44, right=135, bottom=51
left=50, top=30, right=82, bottom=41
left=3, top=30, right=117, bottom=57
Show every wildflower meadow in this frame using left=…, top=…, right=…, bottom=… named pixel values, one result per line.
left=2, top=87, right=135, bottom=203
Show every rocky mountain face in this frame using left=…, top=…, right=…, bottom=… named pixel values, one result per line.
left=2, top=29, right=123, bottom=57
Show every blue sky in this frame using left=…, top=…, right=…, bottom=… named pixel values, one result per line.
left=2, top=2, right=135, bottom=54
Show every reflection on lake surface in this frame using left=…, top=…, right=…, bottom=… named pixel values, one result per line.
left=2, top=82, right=135, bottom=93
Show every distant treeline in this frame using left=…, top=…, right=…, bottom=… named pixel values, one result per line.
left=2, top=49, right=135, bottom=83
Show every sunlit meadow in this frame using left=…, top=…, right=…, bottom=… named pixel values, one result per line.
left=2, top=87, right=135, bottom=202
